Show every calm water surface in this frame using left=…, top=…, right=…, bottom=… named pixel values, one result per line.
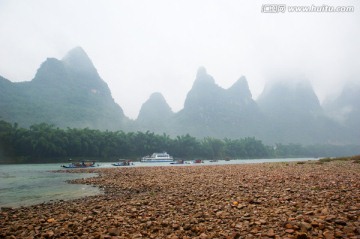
left=0, top=158, right=317, bottom=208
left=0, top=163, right=101, bottom=208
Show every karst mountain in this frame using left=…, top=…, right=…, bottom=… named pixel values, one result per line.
left=1, top=47, right=359, bottom=145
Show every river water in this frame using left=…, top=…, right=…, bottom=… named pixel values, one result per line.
left=0, top=163, right=101, bottom=208
left=0, top=158, right=317, bottom=208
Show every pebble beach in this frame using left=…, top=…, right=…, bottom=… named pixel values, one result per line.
left=1, top=160, right=359, bottom=239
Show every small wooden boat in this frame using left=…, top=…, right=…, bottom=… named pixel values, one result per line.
left=112, top=160, right=133, bottom=166
left=170, top=160, right=184, bottom=165
left=61, top=160, right=97, bottom=168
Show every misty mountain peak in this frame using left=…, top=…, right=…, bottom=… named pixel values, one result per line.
left=196, top=66, right=207, bottom=78
left=324, top=81, right=360, bottom=125
left=32, top=58, right=67, bottom=83
left=62, top=47, right=97, bottom=74
left=137, top=92, right=173, bottom=123
left=228, top=76, right=252, bottom=99
left=194, top=66, right=215, bottom=86
left=63, top=47, right=89, bottom=61
left=258, top=78, right=322, bottom=118
left=260, top=79, right=316, bottom=100
left=1, top=47, right=127, bottom=130
left=32, top=48, right=105, bottom=90
left=338, top=81, right=360, bottom=104
left=149, top=92, right=166, bottom=101
left=184, top=68, right=220, bottom=110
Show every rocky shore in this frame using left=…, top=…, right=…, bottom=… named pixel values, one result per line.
left=1, top=160, right=359, bottom=239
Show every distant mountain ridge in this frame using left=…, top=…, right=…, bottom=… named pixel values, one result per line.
left=0, top=47, right=129, bottom=130
left=136, top=68, right=358, bottom=144
left=169, top=67, right=264, bottom=139
left=257, top=80, right=347, bottom=144
left=0, top=47, right=359, bottom=145
left=323, top=82, right=360, bottom=140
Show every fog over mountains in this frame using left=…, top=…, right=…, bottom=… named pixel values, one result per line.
left=1, top=48, right=359, bottom=145
left=0, top=47, right=129, bottom=131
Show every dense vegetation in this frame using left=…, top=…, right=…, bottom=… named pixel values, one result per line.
left=1, top=120, right=359, bottom=163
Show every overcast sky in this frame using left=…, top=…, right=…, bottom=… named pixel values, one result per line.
left=0, top=0, right=359, bottom=119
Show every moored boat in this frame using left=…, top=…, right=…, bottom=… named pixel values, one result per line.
left=170, top=159, right=184, bottom=165
left=112, top=160, right=133, bottom=166
left=141, top=152, right=174, bottom=162
left=191, top=159, right=204, bottom=164
left=61, top=160, right=97, bottom=168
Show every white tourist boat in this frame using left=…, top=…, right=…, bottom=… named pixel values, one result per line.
left=141, top=152, right=174, bottom=162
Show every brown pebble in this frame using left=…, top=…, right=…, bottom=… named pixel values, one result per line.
left=267, top=229, right=275, bottom=237
left=285, top=223, right=294, bottom=229
left=323, top=231, right=334, bottom=239
left=107, top=227, right=120, bottom=236
left=334, top=220, right=347, bottom=226
left=199, top=232, right=208, bottom=239
left=299, top=222, right=312, bottom=231
left=296, top=232, right=308, bottom=239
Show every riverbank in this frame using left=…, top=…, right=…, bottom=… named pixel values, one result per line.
left=1, top=160, right=359, bottom=238
left=0, top=163, right=101, bottom=208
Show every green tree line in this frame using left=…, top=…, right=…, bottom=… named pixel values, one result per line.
left=0, top=120, right=359, bottom=163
